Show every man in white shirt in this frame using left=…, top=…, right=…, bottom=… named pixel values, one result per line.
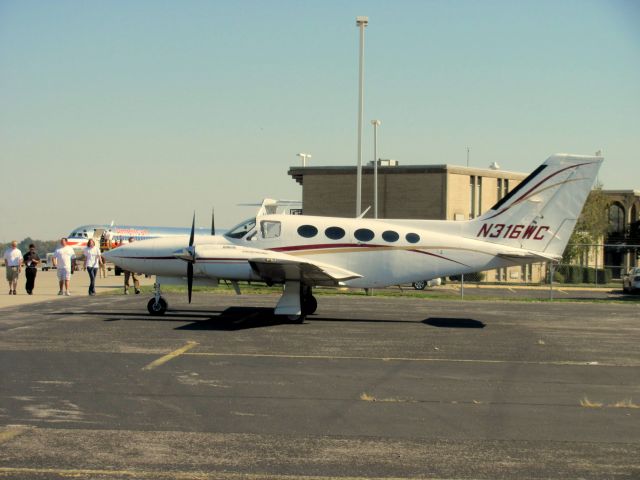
left=52, top=237, right=76, bottom=296
left=3, top=240, right=22, bottom=295
left=83, top=238, right=102, bottom=296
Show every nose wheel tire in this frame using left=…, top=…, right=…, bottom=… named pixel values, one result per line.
left=147, top=297, right=168, bottom=316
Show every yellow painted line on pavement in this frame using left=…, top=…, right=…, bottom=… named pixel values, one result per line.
left=0, top=425, right=28, bottom=444
left=184, top=351, right=633, bottom=367
left=142, top=341, right=199, bottom=371
left=0, top=467, right=433, bottom=480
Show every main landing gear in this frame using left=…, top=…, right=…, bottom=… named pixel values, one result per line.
left=147, top=282, right=168, bottom=315
left=275, top=282, right=317, bottom=323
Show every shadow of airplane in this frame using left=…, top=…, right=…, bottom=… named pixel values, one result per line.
left=53, top=307, right=485, bottom=331
left=423, top=317, right=485, bottom=328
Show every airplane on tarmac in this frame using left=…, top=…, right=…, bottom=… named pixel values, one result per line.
left=66, top=200, right=302, bottom=250
left=66, top=224, right=215, bottom=250
left=104, top=154, right=603, bottom=322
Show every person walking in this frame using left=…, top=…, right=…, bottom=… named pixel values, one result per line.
left=123, top=237, right=140, bottom=295
left=83, top=238, right=102, bottom=296
left=99, top=254, right=107, bottom=278
left=3, top=240, right=22, bottom=295
left=52, top=238, right=76, bottom=296
left=23, top=243, right=41, bottom=295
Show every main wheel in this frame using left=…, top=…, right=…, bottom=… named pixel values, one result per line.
left=147, top=297, right=168, bottom=316
left=412, top=280, right=427, bottom=290
left=286, top=314, right=306, bottom=324
left=303, top=295, right=318, bottom=315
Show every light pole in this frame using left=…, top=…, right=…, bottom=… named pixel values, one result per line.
left=355, top=16, right=368, bottom=216
left=466, top=146, right=470, bottom=167
left=371, top=119, right=381, bottom=218
left=296, top=152, right=311, bottom=167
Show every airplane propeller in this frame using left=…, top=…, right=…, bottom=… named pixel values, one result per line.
left=187, top=212, right=195, bottom=303
left=211, top=207, right=215, bottom=236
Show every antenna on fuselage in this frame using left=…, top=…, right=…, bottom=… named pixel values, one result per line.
left=357, top=206, right=371, bottom=219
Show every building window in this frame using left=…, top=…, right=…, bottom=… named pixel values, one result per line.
left=497, top=178, right=503, bottom=200
left=297, top=225, right=318, bottom=238
left=608, top=203, right=625, bottom=233
left=477, top=176, right=483, bottom=215
left=470, top=176, right=476, bottom=219
left=406, top=233, right=420, bottom=244
left=382, top=230, right=399, bottom=242
left=354, top=228, right=375, bottom=242
left=325, top=226, right=345, bottom=240
left=505, top=179, right=509, bottom=194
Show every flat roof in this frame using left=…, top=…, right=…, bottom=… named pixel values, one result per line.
left=288, top=164, right=527, bottom=185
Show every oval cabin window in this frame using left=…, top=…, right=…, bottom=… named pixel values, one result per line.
left=325, top=226, right=346, bottom=240
left=382, top=230, right=399, bottom=242
left=297, top=225, right=318, bottom=238
left=354, top=228, right=375, bottom=242
left=406, top=233, right=420, bottom=244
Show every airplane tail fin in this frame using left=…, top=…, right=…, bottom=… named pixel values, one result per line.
left=468, top=154, right=603, bottom=258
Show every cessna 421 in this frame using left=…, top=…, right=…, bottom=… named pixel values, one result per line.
left=104, top=154, right=603, bottom=322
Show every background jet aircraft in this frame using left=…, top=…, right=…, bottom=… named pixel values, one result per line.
left=105, top=154, right=603, bottom=322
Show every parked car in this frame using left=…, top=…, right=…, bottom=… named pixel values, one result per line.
left=412, top=278, right=442, bottom=290
left=622, top=267, right=640, bottom=293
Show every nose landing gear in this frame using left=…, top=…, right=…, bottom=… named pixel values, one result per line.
left=147, top=282, right=168, bottom=315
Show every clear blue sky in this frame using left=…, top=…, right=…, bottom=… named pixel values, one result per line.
left=1, top=0, right=638, bottom=241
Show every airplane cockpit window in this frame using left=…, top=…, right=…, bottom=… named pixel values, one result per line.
left=225, top=218, right=256, bottom=239
left=261, top=221, right=281, bottom=239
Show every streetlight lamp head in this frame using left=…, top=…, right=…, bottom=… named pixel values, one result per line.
left=356, top=16, right=369, bottom=26
left=371, top=119, right=381, bottom=126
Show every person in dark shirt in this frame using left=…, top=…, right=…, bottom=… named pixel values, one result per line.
left=23, top=244, right=41, bottom=295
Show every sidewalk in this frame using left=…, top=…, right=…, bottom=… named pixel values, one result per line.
left=0, top=269, right=155, bottom=310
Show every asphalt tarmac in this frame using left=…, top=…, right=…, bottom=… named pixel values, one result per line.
left=0, top=292, right=639, bottom=479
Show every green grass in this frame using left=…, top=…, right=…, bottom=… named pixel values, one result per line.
left=104, top=282, right=640, bottom=304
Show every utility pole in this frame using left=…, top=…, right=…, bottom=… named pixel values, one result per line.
left=371, top=119, right=381, bottom=218
left=355, top=16, right=368, bottom=216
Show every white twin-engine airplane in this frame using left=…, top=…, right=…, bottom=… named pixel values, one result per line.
left=104, top=154, right=603, bottom=321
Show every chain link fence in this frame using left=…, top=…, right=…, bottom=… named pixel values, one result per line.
left=425, top=243, right=640, bottom=300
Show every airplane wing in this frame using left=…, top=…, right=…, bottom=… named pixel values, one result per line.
left=249, top=257, right=362, bottom=287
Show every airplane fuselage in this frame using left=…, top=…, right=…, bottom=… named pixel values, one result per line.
left=109, top=214, right=530, bottom=288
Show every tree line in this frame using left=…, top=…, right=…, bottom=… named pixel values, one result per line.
left=0, top=239, right=59, bottom=259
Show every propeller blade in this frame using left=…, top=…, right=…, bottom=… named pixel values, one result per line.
left=211, top=207, right=215, bottom=236
left=187, top=261, right=193, bottom=303
left=189, top=212, right=195, bottom=247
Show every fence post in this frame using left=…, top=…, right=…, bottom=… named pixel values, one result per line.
left=461, top=274, right=464, bottom=300
left=549, top=262, right=554, bottom=301
left=595, top=244, right=598, bottom=288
